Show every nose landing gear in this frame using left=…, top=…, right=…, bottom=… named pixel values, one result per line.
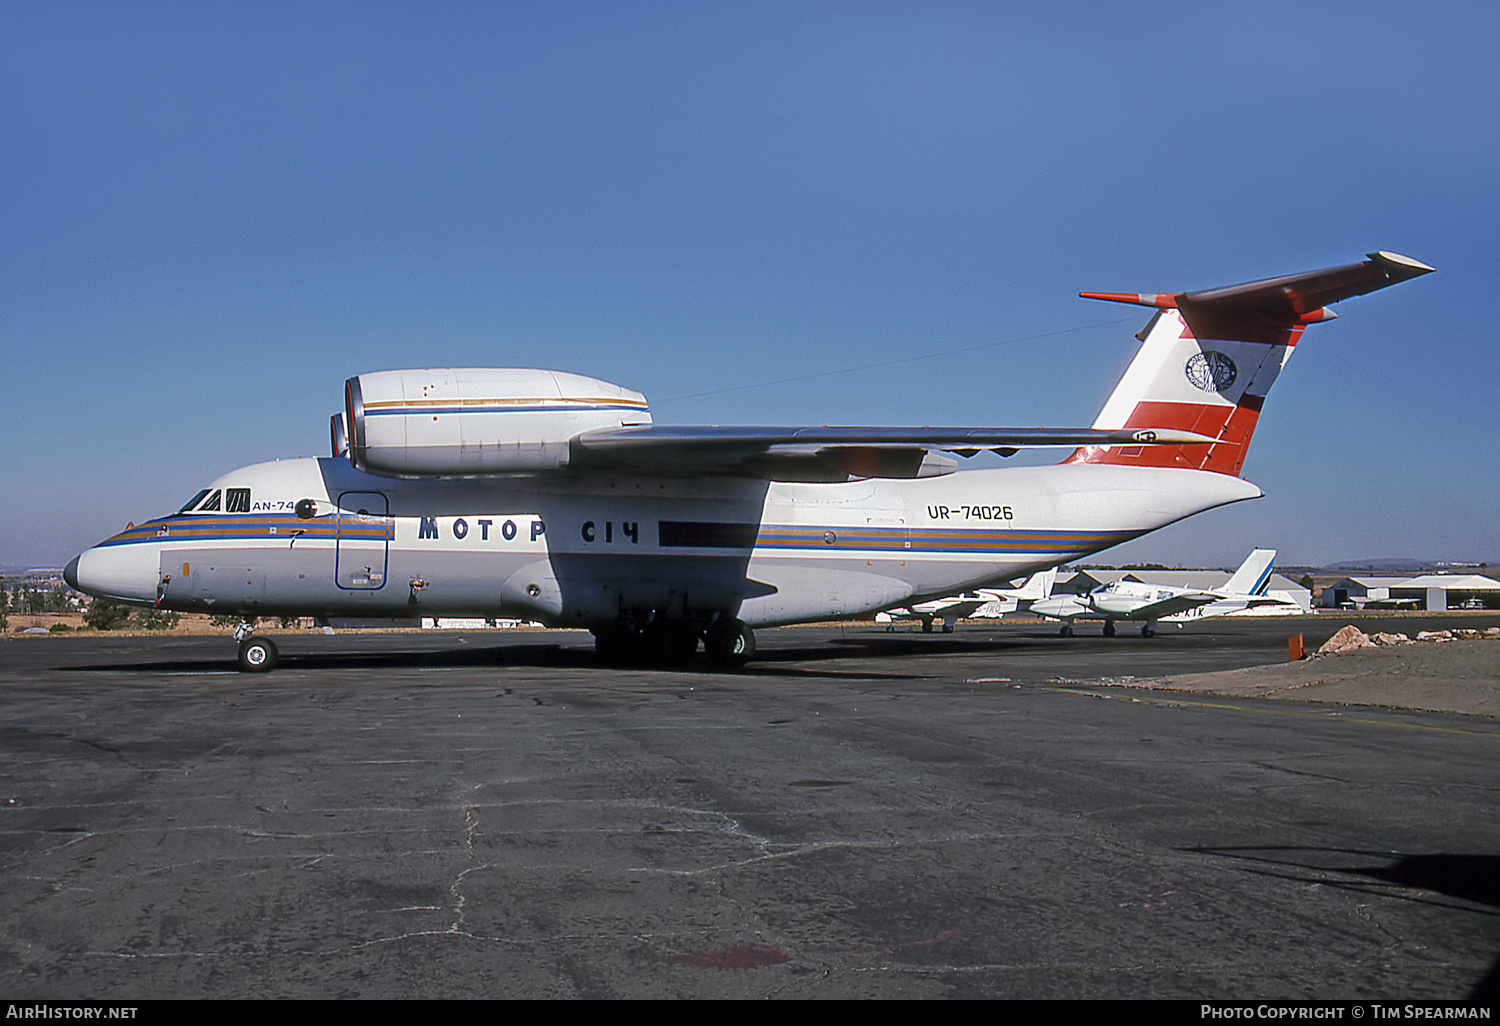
left=236, top=635, right=279, bottom=672
left=234, top=621, right=278, bottom=672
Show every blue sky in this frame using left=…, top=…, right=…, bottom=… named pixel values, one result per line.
left=4, top=1, right=1495, bottom=569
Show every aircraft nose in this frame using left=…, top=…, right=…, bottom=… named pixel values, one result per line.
left=69, top=543, right=160, bottom=604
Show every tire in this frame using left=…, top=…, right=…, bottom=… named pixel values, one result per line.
left=237, top=636, right=279, bottom=673
left=705, top=620, right=755, bottom=667
left=1103, top=621, right=1117, bottom=638
left=1141, top=624, right=1156, bottom=638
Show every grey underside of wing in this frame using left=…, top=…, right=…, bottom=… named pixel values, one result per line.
left=569, top=425, right=1214, bottom=478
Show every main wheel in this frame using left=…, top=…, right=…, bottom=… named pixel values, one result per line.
left=1103, top=621, right=1117, bottom=637
left=1140, top=624, right=1156, bottom=638
left=705, top=620, right=755, bottom=667
left=237, top=636, right=279, bottom=673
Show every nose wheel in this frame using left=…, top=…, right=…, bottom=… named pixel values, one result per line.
left=237, top=636, right=279, bottom=672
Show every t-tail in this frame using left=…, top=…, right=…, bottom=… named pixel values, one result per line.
left=1065, top=251, right=1433, bottom=476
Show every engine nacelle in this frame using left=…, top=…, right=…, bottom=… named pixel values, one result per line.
left=345, top=368, right=651, bottom=478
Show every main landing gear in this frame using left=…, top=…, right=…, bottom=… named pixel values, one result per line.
left=591, top=616, right=755, bottom=668
left=1057, top=620, right=1155, bottom=639
left=1102, top=620, right=1155, bottom=638
left=704, top=619, right=755, bottom=667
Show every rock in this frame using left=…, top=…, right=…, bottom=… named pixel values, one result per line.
left=1371, top=632, right=1411, bottom=646
left=1318, top=625, right=1375, bottom=655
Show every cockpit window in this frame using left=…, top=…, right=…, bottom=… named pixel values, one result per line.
left=171, top=486, right=251, bottom=514
left=178, top=489, right=211, bottom=514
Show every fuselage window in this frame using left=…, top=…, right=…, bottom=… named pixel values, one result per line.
left=198, top=489, right=223, bottom=511
left=178, top=489, right=211, bottom=514
left=225, top=488, right=251, bottom=513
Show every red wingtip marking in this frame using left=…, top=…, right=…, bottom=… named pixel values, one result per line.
left=1080, top=292, right=1181, bottom=308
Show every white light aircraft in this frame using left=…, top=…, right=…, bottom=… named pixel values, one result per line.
left=1030, top=548, right=1289, bottom=637
left=878, top=569, right=1056, bottom=632
left=65, top=253, right=1431, bottom=670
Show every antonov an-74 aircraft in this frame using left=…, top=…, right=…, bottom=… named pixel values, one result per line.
left=66, top=252, right=1431, bottom=670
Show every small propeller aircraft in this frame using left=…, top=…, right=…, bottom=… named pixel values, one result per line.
left=878, top=569, right=1057, bottom=632
left=1030, top=548, right=1290, bottom=637
left=65, top=252, right=1431, bottom=669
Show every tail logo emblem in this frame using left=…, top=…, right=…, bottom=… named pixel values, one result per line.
left=1185, top=351, right=1237, bottom=393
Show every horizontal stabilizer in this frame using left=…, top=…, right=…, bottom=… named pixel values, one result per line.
left=1082, top=251, right=1433, bottom=344
left=1068, top=251, right=1432, bottom=475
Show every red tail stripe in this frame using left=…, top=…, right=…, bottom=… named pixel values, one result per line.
left=1065, top=400, right=1263, bottom=475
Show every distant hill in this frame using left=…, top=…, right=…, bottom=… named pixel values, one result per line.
left=1323, top=558, right=1492, bottom=573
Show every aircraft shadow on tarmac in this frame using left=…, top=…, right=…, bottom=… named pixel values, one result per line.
left=58, top=643, right=581, bottom=676
left=1187, top=846, right=1500, bottom=1000
left=52, top=625, right=1281, bottom=681
left=54, top=637, right=952, bottom=681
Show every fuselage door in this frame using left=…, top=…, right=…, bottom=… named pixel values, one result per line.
left=335, top=491, right=391, bottom=590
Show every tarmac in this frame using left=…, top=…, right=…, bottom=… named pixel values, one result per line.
left=1, top=614, right=1496, bottom=999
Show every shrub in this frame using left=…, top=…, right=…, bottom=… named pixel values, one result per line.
left=83, top=600, right=132, bottom=631
left=136, top=608, right=180, bottom=630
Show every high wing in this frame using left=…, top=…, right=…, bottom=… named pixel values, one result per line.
left=569, top=425, right=1218, bottom=481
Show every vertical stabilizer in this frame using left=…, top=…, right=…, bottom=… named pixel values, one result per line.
left=1020, top=567, right=1058, bottom=600
left=1222, top=549, right=1277, bottom=596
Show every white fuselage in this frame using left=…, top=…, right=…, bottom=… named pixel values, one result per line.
left=68, top=456, right=1260, bottom=629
